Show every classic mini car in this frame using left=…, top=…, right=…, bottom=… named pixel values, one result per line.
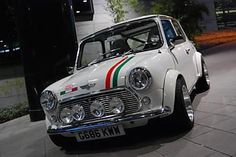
left=40, top=15, right=210, bottom=147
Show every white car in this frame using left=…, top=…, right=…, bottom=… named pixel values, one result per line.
left=40, top=15, right=210, bottom=147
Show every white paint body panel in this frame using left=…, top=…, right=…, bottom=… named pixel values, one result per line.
left=43, top=15, right=204, bottom=134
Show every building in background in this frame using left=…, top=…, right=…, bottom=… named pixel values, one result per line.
left=214, top=0, right=236, bottom=29
left=198, top=0, right=218, bottom=31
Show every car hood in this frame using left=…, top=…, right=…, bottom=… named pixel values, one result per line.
left=45, top=51, right=163, bottom=100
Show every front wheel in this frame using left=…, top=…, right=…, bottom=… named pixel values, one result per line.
left=170, top=78, right=194, bottom=130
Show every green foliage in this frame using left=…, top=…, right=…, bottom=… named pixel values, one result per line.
left=177, top=1, right=209, bottom=38
left=105, top=0, right=209, bottom=37
left=0, top=103, right=29, bottom=124
left=150, top=0, right=174, bottom=15
left=127, top=0, right=145, bottom=15
left=127, top=0, right=209, bottom=38
left=106, top=0, right=126, bottom=23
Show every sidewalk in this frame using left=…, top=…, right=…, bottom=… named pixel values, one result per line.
left=0, top=116, right=48, bottom=157
left=1, top=43, right=236, bottom=157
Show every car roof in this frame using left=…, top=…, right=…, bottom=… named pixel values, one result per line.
left=80, top=14, right=174, bottom=42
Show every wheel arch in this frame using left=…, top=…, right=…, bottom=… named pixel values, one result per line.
left=194, top=51, right=203, bottom=77
left=163, top=69, right=185, bottom=114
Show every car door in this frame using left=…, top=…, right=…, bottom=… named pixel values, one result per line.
left=161, top=19, right=197, bottom=90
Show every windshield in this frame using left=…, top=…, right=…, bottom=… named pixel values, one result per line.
left=77, top=19, right=163, bottom=68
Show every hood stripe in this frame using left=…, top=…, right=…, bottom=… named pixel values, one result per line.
left=105, top=56, right=128, bottom=89
left=113, top=56, right=134, bottom=87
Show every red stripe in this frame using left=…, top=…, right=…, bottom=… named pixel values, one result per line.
left=105, top=56, right=128, bottom=89
left=72, top=87, right=78, bottom=92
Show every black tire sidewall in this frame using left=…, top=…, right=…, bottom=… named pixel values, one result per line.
left=172, top=78, right=194, bottom=130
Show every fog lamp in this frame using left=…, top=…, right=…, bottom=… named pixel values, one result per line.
left=109, top=97, right=125, bottom=114
left=60, top=108, right=73, bottom=124
left=90, top=100, right=105, bottom=117
left=72, top=105, right=85, bottom=121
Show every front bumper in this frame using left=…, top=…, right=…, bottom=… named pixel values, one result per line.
left=47, top=107, right=171, bottom=134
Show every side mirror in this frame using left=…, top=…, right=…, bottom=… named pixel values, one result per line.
left=173, top=35, right=184, bottom=41
left=67, top=67, right=74, bottom=75
left=169, top=35, right=184, bottom=49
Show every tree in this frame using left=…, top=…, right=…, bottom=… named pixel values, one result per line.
left=106, top=0, right=126, bottom=23
left=106, top=0, right=209, bottom=38
left=129, top=0, right=209, bottom=38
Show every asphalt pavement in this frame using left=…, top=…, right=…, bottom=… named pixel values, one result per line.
left=1, top=42, right=236, bottom=157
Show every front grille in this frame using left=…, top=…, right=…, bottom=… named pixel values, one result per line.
left=58, top=88, right=139, bottom=122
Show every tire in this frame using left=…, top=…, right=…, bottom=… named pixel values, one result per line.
left=49, top=134, right=77, bottom=148
left=170, top=78, right=194, bottom=130
left=196, top=59, right=210, bottom=93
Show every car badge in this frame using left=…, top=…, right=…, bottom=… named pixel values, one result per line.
left=80, top=83, right=96, bottom=90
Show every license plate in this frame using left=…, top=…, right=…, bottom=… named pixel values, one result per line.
left=75, top=125, right=125, bottom=142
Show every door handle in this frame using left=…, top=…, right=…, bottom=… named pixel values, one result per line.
left=185, top=48, right=191, bottom=54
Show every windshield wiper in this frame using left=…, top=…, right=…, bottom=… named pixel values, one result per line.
left=88, top=48, right=122, bottom=66
left=77, top=65, right=88, bottom=70
left=88, top=57, right=102, bottom=66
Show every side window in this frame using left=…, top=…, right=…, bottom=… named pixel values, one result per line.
left=161, top=20, right=177, bottom=45
left=81, top=41, right=103, bottom=66
left=161, top=19, right=186, bottom=45
left=172, top=20, right=186, bottom=42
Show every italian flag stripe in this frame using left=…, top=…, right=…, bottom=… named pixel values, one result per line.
left=105, top=56, right=128, bottom=89
left=112, top=56, right=134, bottom=87
left=60, top=87, right=78, bottom=95
left=60, top=91, right=66, bottom=95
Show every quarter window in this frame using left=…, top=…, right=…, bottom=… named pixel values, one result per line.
left=161, top=20, right=176, bottom=45
left=172, top=20, right=186, bottom=42
left=161, top=19, right=186, bottom=45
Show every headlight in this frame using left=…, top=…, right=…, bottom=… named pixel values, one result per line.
left=72, top=105, right=85, bottom=121
left=129, top=67, right=152, bottom=91
left=109, top=97, right=124, bottom=114
left=60, top=108, right=73, bottom=124
left=40, top=90, right=58, bottom=112
left=90, top=100, right=105, bottom=118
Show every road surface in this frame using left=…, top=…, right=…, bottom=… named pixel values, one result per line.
left=1, top=42, right=236, bottom=157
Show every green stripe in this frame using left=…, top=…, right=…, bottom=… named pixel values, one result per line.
left=60, top=91, right=66, bottom=95
left=113, top=56, right=134, bottom=87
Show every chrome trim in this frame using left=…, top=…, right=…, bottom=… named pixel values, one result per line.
left=128, top=67, right=152, bottom=91
left=188, top=78, right=198, bottom=94
left=60, top=87, right=128, bottom=103
left=40, top=90, right=58, bottom=112
left=203, top=62, right=210, bottom=86
left=182, top=85, right=194, bottom=122
left=47, top=106, right=172, bottom=134
left=57, top=87, right=140, bottom=124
